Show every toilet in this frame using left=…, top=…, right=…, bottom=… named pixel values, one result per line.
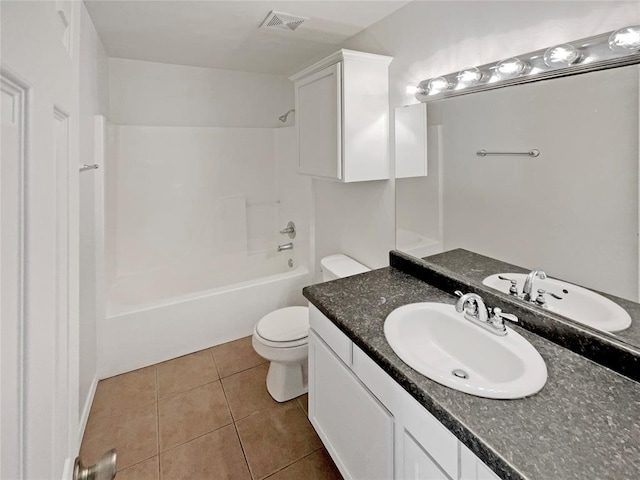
left=252, top=254, right=370, bottom=402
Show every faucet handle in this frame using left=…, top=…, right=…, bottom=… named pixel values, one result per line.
left=497, top=276, right=520, bottom=296
left=489, top=307, right=518, bottom=332
left=535, top=288, right=563, bottom=306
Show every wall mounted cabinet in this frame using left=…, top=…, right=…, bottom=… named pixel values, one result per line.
left=290, top=50, right=393, bottom=182
left=308, top=305, right=500, bottom=480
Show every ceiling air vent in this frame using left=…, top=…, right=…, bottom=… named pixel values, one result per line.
left=260, top=11, right=308, bottom=31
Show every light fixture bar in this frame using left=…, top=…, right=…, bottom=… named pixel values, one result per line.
left=414, top=26, right=640, bottom=102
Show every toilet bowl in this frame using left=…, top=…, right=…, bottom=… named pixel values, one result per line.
left=252, top=254, right=370, bottom=402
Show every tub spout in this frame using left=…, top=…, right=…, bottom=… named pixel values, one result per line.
left=277, top=243, right=294, bottom=252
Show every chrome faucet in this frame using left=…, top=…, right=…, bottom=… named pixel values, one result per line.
left=277, top=242, right=293, bottom=252
left=522, top=270, right=547, bottom=302
left=454, top=291, right=518, bottom=336
left=455, top=292, right=488, bottom=323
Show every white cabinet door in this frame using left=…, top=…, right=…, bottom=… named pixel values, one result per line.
left=401, top=430, right=451, bottom=480
left=295, top=62, right=342, bottom=180
left=309, top=330, right=394, bottom=480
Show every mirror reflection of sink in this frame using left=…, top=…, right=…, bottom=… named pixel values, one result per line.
left=384, top=303, right=547, bottom=399
left=482, top=274, right=632, bottom=333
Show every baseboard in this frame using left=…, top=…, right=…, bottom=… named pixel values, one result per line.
left=78, top=374, right=99, bottom=447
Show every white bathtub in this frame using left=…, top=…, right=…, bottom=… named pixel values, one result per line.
left=98, top=253, right=312, bottom=378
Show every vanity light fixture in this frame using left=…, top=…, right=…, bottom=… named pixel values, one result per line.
left=427, top=76, right=451, bottom=95
left=608, top=25, right=640, bottom=52
left=543, top=44, right=580, bottom=68
left=456, top=67, right=483, bottom=86
left=495, top=57, right=527, bottom=79
left=414, top=25, right=640, bottom=102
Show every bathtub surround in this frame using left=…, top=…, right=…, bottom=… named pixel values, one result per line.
left=99, top=56, right=312, bottom=377
left=303, top=266, right=640, bottom=480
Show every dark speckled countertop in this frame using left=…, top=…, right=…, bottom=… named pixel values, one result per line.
left=303, top=267, right=640, bottom=480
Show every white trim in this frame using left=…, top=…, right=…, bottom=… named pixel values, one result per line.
left=0, top=66, right=28, bottom=480
left=61, top=458, right=73, bottom=480
left=289, top=49, right=392, bottom=82
left=77, top=374, right=98, bottom=448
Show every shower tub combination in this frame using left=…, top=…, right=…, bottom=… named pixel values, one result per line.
left=100, top=251, right=310, bottom=378
left=99, top=121, right=310, bottom=377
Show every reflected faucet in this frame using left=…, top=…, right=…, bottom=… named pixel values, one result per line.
left=522, top=270, right=547, bottom=302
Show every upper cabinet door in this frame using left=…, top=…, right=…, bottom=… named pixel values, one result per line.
left=291, top=50, right=392, bottom=183
left=295, top=62, right=342, bottom=180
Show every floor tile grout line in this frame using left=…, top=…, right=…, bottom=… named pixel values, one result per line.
left=158, top=418, right=235, bottom=456
left=157, top=377, right=224, bottom=402
left=217, top=360, right=269, bottom=382
left=116, top=454, right=159, bottom=474
left=258, top=445, right=326, bottom=480
left=219, top=379, right=254, bottom=479
left=155, top=366, right=161, bottom=480
left=209, top=348, right=221, bottom=380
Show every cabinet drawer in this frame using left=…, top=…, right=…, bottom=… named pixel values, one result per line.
left=309, top=304, right=352, bottom=365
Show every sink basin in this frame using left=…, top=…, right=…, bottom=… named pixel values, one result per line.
left=384, top=303, right=547, bottom=399
left=482, top=273, right=631, bottom=333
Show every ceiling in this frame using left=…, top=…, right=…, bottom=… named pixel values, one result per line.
left=85, top=0, right=410, bottom=76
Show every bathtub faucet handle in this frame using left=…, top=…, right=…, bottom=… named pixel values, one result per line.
left=279, top=221, right=296, bottom=239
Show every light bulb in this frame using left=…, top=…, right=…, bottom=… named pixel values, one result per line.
left=608, top=25, right=640, bottom=52
left=543, top=44, right=580, bottom=67
left=405, top=85, right=419, bottom=95
left=495, top=57, right=526, bottom=79
left=456, top=68, right=483, bottom=86
left=427, top=77, right=450, bottom=95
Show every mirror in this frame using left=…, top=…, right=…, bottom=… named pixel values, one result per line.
left=395, top=63, right=640, bottom=351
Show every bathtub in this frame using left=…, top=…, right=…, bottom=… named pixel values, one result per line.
left=98, top=252, right=312, bottom=378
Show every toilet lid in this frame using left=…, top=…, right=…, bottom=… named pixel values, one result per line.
left=256, top=306, right=309, bottom=343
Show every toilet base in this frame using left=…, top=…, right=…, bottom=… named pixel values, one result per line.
left=266, top=360, right=308, bottom=403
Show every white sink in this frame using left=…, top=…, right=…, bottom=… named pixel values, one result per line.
left=482, top=273, right=631, bottom=333
left=384, top=303, right=547, bottom=399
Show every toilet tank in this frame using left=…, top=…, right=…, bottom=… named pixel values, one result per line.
left=320, top=254, right=370, bottom=281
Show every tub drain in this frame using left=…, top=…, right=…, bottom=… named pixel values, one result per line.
left=452, top=369, right=469, bottom=379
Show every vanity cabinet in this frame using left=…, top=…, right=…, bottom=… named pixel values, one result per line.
left=290, top=50, right=392, bottom=182
left=308, top=304, right=500, bottom=480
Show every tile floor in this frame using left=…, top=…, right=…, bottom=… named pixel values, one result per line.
left=80, top=336, right=342, bottom=480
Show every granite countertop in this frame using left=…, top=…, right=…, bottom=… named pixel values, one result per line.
left=303, top=266, right=640, bottom=480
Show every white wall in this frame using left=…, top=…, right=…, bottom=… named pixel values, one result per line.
left=315, top=0, right=640, bottom=272
left=108, top=58, right=293, bottom=127
left=78, top=1, right=109, bottom=436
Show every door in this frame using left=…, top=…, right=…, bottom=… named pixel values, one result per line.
left=295, top=63, right=342, bottom=180
left=308, top=331, right=394, bottom=479
left=1, top=2, right=81, bottom=479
